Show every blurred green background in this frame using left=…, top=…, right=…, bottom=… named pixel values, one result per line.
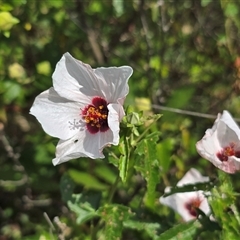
left=1, top=0, right=240, bottom=239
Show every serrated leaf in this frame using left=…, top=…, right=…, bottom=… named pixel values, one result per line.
left=209, top=171, right=240, bottom=238
left=123, top=220, right=161, bottom=239
left=97, top=204, right=135, bottom=239
left=60, top=174, right=76, bottom=202
left=68, top=169, right=109, bottom=190
left=163, top=181, right=214, bottom=198
left=135, top=132, right=160, bottom=207
left=68, top=192, right=101, bottom=224
left=157, top=221, right=201, bottom=240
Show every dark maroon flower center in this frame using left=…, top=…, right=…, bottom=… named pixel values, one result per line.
left=82, top=97, right=109, bottom=134
left=184, top=197, right=202, bottom=217
left=216, top=143, right=240, bottom=162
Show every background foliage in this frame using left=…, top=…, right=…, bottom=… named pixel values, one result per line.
left=1, top=0, right=240, bottom=239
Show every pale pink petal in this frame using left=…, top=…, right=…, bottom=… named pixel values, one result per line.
left=219, top=157, right=240, bottom=173
left=30, top=88, right=85, bottom=140
left=94, top=66, right=133, bottom=104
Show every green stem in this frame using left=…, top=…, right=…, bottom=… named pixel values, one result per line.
left=107, top=174, right=120, bottom=203
left=133, top=119, right=157, bottom=146
left=91, top=174, right=120, bottom=240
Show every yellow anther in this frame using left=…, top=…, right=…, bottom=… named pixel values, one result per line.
left=83, top=103, right=108, bottom=129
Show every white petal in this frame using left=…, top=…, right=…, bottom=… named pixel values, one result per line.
left=84, top=131, right=111, bottom=157
left=107, top=103, right=125, bottom=145
left=220, top=110, right=240, bottom=138
left=219, top=157, right=240, bottom=173
left=160, top=192, right=196, bottom=221
left=199, top=195, right=211, bottom=216
left=177, top=168, right=209, bottom=187
left=53, top=127, right=120, bottom=165
left=52, top=52, right=106, bottom=102
left=160, top=169, right=211, bottom=221
left=30, top=88, right=85, bottom=140
left=217, top=120, right=239, bottom=147
left=94, top=66, right=133, bottom=103
left=53, top=131, right=106, bottom=165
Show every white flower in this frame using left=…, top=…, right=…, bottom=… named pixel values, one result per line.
left=196, top=110, right=240, bottom=174
left=159, top=168, right=211, bottom=222
left=30, top=52, right=133, bottom=165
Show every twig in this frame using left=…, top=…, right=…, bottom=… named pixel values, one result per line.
left=0, top=175, right=28, bottom=187
left=68, top=0, right=104, bottom=64
left=0, top=124, right=29, bottom=187
left=44, top=212, right=57, bottom=240
left=132, top=102, right=240, bottom=122
left=54, top=216, right=71, bottom=240
left=23, top=195, right=52, bottom=208
left=44, top=212, right=56, bottom=232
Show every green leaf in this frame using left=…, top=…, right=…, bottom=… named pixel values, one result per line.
left=124, top=220, right=161, bottom=240
left=113, top=0, right=124, bottom=17
left=157, top=221, right=201, bottom=240
left=0, top=11, right=19, bottom=31
left=94, top=165, right=116, bottom=185
left=68, top=169, right=109, bottom=190
left=135, top=132, right=160, bottom=207
left=36, top=61, right=51, bottom=76
left=225, top=3, right=238, bottom=18
left=162, top=181, right=214, bottom=198
left=167, top=87, right=195, bottom=109
left=124, top=111, right=142, bottom=126
left=68, top=192, right=100, bottom=224
left=0, top=4, right=13, bottom=11
left=164, top=87, right=195, bottom=121
left=3, top=81, right=22, bottom=103
left=97, top=204, right=135, bottom=239
left=201, top=0, right=212, bottom=7
left=210, top=171, right=240, bottom=238
left=60, top=174, right=76, bottom=203
left=157, top=138, right=175, bottom=173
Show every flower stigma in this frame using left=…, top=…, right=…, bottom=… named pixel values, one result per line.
left=216, top=143, right=240, bottom=162
left=82, top=97, right=109, bottom=134
left=184, top=197, right=202, bottom=217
